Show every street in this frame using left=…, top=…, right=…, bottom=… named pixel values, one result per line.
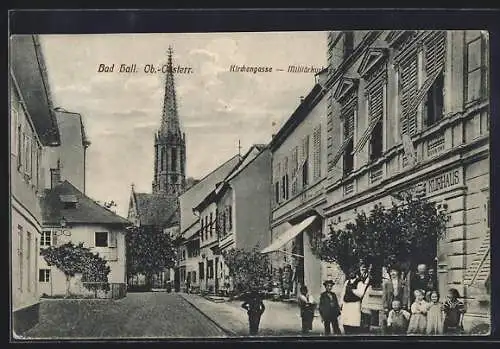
left=23, top=293, right=227, bottom=338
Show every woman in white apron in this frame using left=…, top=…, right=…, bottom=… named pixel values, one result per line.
left=340, top=268, right=371, bottom=334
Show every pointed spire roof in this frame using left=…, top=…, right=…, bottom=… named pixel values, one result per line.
left=160, top=46, right=181, bottom=137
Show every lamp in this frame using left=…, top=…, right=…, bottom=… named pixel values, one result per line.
left=53, top=216, right=71, bottom=237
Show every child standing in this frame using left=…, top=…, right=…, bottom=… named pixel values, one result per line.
left=386, top=299, right=411, bottom=335
left=241, top=290, right=266, bottom=336
left=426, top=291, right=444, bottom=335
left=407, top=289, right=429, bottom=335
left=442, top=288, right=466, bottom=335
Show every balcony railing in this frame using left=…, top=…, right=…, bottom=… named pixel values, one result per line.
left=426, top=130, right=446, bottom=158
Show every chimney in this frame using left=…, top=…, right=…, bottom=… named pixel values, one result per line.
left=50, top=159, right=62, bottom=188
left=300, top=96, right=305, bottom=103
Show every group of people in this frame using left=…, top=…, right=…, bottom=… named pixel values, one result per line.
left=382, top=264, right=466, bottom=335
left=240, top=261, right=466, bottom=336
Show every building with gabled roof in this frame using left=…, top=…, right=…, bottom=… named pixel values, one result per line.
left=38, top=180, right=130, bottom=299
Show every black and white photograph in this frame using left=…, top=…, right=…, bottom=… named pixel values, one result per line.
left=9, top=28, right=491, bottom=339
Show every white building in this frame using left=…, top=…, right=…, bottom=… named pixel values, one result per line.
left=10, top=34, right=61, bottom=335
left=38, top=180, right=130, bottom=298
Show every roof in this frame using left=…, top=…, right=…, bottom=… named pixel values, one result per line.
left=10, top=35, right=60, bottom=146
left=54, top=107, right=91, bottom=148
left=41, top=180, right=130, bottom=225
left=194, top=144, right=269, bottom=212
left=179, top=154, right=241, bottom=233
left=269, top=83, right=326, bottom=151
left=133, top=192, right=179, bottom=228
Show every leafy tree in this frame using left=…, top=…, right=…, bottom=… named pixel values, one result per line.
left=126, top=225, right=177, bottom=288
left=41, top=242, right=110, bottom=298
left=222, top=247, right=273, bottom=294
left=81, top=251, right=111, bottom=297
left=320, top=193, right=447, bottom=282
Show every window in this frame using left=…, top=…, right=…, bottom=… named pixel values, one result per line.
left=369, top=121, right=383, bottom=161
left=209, top=213, right=213, bottom=238
left=95, top=232, right=109, bottom=247
left=200, top=219, right=204, bottom=241
left=425, top=72, right=444, bottom=126
left=205, top=216, right=209, bottom=240
left=313, top=125, right=322, bottom=181
left=302, top=135, right=310, bottom=187
left=342, top=103, right=355, bottom=176
left=215, top=208, right=219, bottom=237
left=199, top=262, right=205, bottom=280
left=11, top=92, right=18, bottom=155
left=17, top=125, right=22, bottom=170
left=192, top=271, right=197, bottom=283
left=222, top=210, right=227, bottom=235
left=343, top=31, right=354, bottom=59
left=399, top=51, right=419, bottom=136
left=39, top=269, right=50, bottom=283
left=27, top=231, right=32, bottom=291
left=291, top=146, right=299, bottom=195
left=465, top=31, right=487, bottom=103
left=41, top=231, right=51, bottom=247
left=207, top=260, right=214, bottom=279
left=282, top=157, right=289, bottom=200
left=25, top=134, right=31, bottom=177
left=275, top=181, right=280, bottom=204
left=18, top=225, right=23, bottom=291
left=171, top=148, right=177, bottom=172
left=227, top=206, right=232, bottom=231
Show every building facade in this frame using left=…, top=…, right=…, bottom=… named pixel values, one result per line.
left=39, top=180, right=129, bottom=299
left=10, top=34, right=61, bottom=335
left=195, top=144, right=272, bottom=295
left=177, top=155, right=241, bottom=292
left=323, top=30, right=490, bottom=331
left=262, top=71, right=332, bottom=303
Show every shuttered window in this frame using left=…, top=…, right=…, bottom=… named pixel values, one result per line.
left=399, top=51, right=418, bottom=136
left=342, top=100, right=356, bottom=176
left=291, top=146, right=299, bottom=195
left=282, top=157, right=289, bottom=200
left=425, top=31, right=446, bottom=77
left=313, top=125, right=322, bottom=180
left=301, top=135, right=310, bottom=187
left=227, top=205, right=232, bottom=231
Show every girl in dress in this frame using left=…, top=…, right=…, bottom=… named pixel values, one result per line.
left=407, top=289, right=429, bottom=335
left=426, top=291, right=444, bottom=335
left=442, top=288, right=466, bottom=335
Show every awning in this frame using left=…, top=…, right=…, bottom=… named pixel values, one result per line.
left=261, top=215, right=317, bottom=254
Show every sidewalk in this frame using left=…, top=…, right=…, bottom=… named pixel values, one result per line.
left=180, top=293, right=325, bottom=337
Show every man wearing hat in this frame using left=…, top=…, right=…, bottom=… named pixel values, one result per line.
left=319, top=279, right=341, bottom=335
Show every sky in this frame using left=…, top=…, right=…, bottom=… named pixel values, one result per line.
left=40, top=32, right=327, bottom=217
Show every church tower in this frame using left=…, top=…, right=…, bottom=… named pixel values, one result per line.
left=152, top=46, right=186, bottom=196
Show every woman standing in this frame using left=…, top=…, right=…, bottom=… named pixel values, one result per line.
left=340, top=266, right=371, bottom=335
left=442, top=288, right=466, bottom=335
left=241, top=290, right=266, bottom=336
left=298, top=285, right=316, bottom=334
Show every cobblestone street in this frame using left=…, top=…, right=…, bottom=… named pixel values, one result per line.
left=23, top=293, right=227, bottom=339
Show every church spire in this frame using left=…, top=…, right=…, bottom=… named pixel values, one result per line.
left=160, top=46, right=180, bottom=136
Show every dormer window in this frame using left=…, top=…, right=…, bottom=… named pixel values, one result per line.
left=60, top=194, right=78, bottom=209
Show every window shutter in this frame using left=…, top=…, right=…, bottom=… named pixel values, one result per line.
left=313, top=125, right=322, bottom=180
left=369, top=83, right=384, bottom=122
left=89, top=233, right=95, bottom=247
left=343, top=102, right=355, bottom=138
left=109, top=231, right=117, bottom=248
left=227, top=206, right=232, bottom=231
left=291, top=147, right=299, bottom=195
left=399, top=52, right=418, bottom=136
left=52, top=231, right=58, bottom=246
left=424, top=31, right=446, bottom=78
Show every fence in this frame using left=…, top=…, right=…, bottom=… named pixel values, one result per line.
left=80, top=282, right=127, bottom=299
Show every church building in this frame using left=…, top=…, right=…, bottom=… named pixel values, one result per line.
left=127, top=47, right=193, bottom=290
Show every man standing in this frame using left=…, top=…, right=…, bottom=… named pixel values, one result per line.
left=241, top=289, right=266, bottom=336
left=382, top=267, right=409, bottom=332
left=410, top=264, right=429, bottom=303
left=319, top=280, right=341, bottom=335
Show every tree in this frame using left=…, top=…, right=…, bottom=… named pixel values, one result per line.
left=126, top=225, right=177, bottom=288
left=81, top=251, right=111, bottom=297
left=320, top=193, right=448, bottom=283
left=41, top=242, right=110, bottom=298
left=222, top=248, right=273, bottom=294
